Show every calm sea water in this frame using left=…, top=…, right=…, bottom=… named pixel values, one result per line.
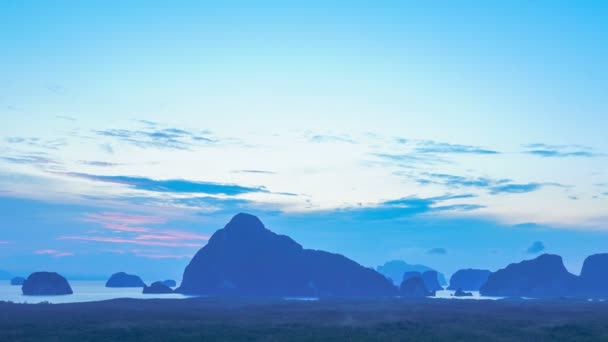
left=0, top=281, right=501, bottom=304
left=0, top=280, right=189, bottom=304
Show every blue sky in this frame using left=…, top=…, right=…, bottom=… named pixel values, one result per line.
left=1, top=1, right=607, bottom=280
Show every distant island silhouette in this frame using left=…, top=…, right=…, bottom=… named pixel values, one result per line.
left=10, top=214, right=608, bottom=300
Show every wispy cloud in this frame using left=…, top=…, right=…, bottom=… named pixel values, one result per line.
left=310, top=134, right=356, bottom=144
left=489, top=183, right=543, bottom=194
left=93, top=125, right=214, bottom=150
left=35, top=249, right=74, bottom=257
left=61, top=172, right=269, bottom=196
left=370, top=139, right=498, bottom=169
left=233, top=169, right=276, bottom=174
left=74, top=211, right=209, bottom=247
left=81, top=212, right=160, bottom=232
left=1, top=154, right=59, bottom=166
left=130, top=249, right=193, bottom=259
left=58, top=236, right=203, bottom=247
left=414, top=140, right=499, bottom=155
left=78, top=160, right=121, bottom=167
left=413, top=173, right=558, bottom=195
left=324, top=194, right=484, bottom=221
left=523, top=143, right=602, bottom=158
left=526, top=241, right=545, bottom=254
left=5, top=136, right=67, bottom=150
left=427, top=247, right=447, bottom=255
left=371, top=153, right=445, bottom=167
left=55, top=115, right=76, bottom=121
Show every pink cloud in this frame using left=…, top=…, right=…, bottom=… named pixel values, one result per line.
left=0, top=241, right=11, bottom=245
left=35, top=249, right=74, bottom=257
left=136, top=231, right=209, bottom=241
left=69, top=212, right=208, bottom=249
left=81, top=212, right=166, bottom=232
left=58, top=236, right=203, bottom=247
left=86, top=212, right=166, bottom=225
left=99, top=248, right=126, bottom=254
left=135, top=253, right=192, bottom=259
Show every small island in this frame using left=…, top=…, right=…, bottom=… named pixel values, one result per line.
left=22, top=272, right=73, bottom=296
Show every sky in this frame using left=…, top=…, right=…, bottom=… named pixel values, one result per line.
left=1, top=1, right=607, bottom=281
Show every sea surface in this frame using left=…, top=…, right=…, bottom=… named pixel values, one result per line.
left=0, top=281, right=502, bottom=304
left=0, top=280, right=189, bottom=304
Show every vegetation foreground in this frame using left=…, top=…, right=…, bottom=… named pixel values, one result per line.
left=2, top=297, right=608, bottom=341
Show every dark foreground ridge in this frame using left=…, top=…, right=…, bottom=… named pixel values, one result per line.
left=2, top=297, right=608, bottom=341
left=177, top=213, right=396, bottom=297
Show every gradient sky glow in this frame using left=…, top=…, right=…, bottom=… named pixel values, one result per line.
left=1, top=1, right=607, bottom=280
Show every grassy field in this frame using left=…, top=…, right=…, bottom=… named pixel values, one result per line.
left=1, top=297, right=608, bottom=341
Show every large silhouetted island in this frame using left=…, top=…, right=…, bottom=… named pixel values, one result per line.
left=480, top=254, right=577, bottom=297
left=22, top=272, right=73, bottom=296
left=448, top=269, right=491, bottom=291
left=177, top=213, right=396, bottom=297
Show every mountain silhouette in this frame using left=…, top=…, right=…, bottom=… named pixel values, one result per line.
left=402, top=271, right=422, bottom=283
left=421, top=270, right=443, bottom=292
left=177, top=213, right=396, bottom=297
left=578, top=253, right=608, bottom=297
left=448, top=269, right=491, bottom=291
left=161, top=279, right=177, bottom=288
left=10, top=276, right=25, bottom=286
left=377, top=260, right=447, bottom=285
left=400, top=276, right=434, bottom=298
left=22, top=272, right=73, bottom=296
left=480, top=254, right=577, bottom=298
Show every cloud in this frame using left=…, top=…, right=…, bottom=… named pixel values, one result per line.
left=99, top=143, right=114, bottom=154
left=1, top=154, right=59, bottom=166
left=233, top=169, right=276, bottom=174
left=0, top=241, right=11, bottom=245
left=93, top=125, right=215, bottom=150
left=5, top=136, right=67, bottom=150
left=523, top=143, right=602, bottom=158
left=58, top=236, right=203, bottom=247
left=414, top=141, right=499, bottom=155
left=35, top=249, right=74, bottom=257
left=130, top=249, right=193, bottom=259
left=371, top=153, right=445, bottom=167
left=489, top=183, right=543, bottom=194
left=61, top=172, right=269, bottom=196
left=324, top=194, right=483, bottom=221
left=413, top=173, right=558, bottom=195
left=427, top=247, right=447, bottom=255
left=416, top=173, right=509, bottom=188
left=55, top=115, right=76, bottom=121
left=371, top=139, right=498, bottom=169
left=81, top=212, right=162, bottom=232
left=310, top=134, right=356, bottom=144
left=526, top=241, right=545, bottom=254
left=78, top=160, right=121, bottom=167
left=72, top=211, right=210, bottom=248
